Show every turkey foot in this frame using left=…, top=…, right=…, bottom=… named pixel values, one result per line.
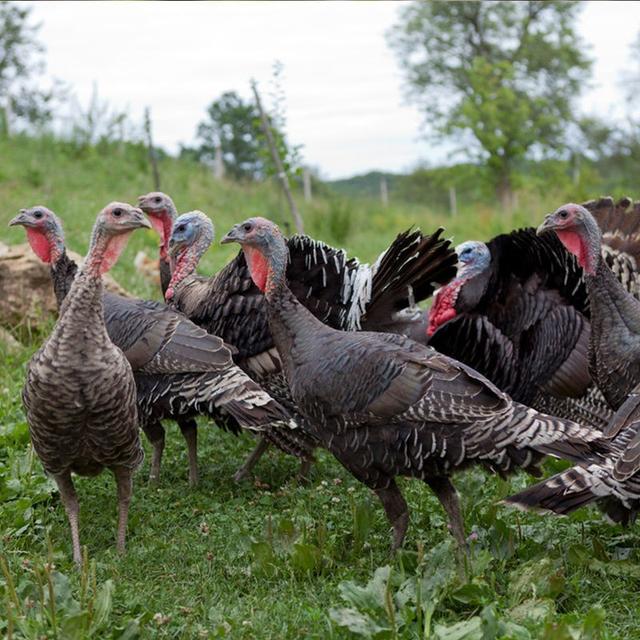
left=234, top=437, right=270, bottom=483
left=297, top=458, right=313, bottom=484
left=375, top=481, right=409, bottom=552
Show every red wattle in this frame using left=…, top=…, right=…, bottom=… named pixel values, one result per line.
left=556, top=229, right=593, bottom=274
left=147, top=211, right=173, bottom=260
left=26, top=228, right=52, bottom=263
left=427, top=281, right=463, bottom=336
left=100, top=232, right=133, bottom=274
left=244, top=246, right=270, bottom=293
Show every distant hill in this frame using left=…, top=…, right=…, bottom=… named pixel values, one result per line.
left=327, top=171, right=403, bottom=200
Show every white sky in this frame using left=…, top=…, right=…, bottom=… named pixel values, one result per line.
left=26, top=1, right=640, bottom=179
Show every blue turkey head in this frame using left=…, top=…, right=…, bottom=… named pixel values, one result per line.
left=455, top=241, right=491, bottom=279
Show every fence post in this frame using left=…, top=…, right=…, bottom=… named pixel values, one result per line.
left=449, top=186, right=457, bottom=217
left=213, top=141, right=225, bottom=180
left=144, top=107, right=161, bottom=190
left=303, top=167, right=313, bottom=203
left=380, top=176, right=389, bottom=207
left=251, top=79, right=304, bottom=234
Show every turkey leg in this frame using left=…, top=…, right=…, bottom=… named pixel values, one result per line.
left=143, top=420, right=165, bottom=484
left=375, top=480, right=409, bottom=551
left=425, top=477, right=467, bottom=552
left=113, top=466, right=133, bottom=554
left=53, top=471, right=82, bottom=565
left=233, top=437, right=270, bottom=482
left=178, top=419, right=198, bottom=486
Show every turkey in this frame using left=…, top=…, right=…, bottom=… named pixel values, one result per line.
left=428, top=232, right=591, bottom=405
left=537, top=201, right=640, bottom=411
left=165, top=210, right=458, bottom=480
left=428, top=197, right=640, bottom=422
left=137, top=191, right=179, bottom=295
left=18, top=203, right=148, bottom=563
left=10, top=206, right=302, bottom=487
left=505, top=200, right=640, bottom=523
left=219, top=216, right=610, bottom=551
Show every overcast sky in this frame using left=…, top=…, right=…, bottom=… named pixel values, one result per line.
left=27, top=1, right=640, bottom=179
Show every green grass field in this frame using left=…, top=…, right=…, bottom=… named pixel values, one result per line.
left=1, top=135, right=639, bottom=638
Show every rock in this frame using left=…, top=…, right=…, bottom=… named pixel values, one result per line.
left=0, top=243, right=132, bottom=329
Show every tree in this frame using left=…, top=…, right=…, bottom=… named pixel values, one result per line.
left=0, top=1, right=63, bottom=134
left=194, top=89, right=300, bottom=182
left=388, top=1, right=592, bottom=209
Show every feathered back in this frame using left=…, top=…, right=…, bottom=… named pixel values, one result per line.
left=173, top=229, right=456, bottom=361
left=482, top=227, right=589, bottom=317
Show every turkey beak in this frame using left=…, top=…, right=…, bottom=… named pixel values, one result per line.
left=221, top=225, right=242, bottom=245
left=9, top=210, right=29, bottom=227
left=129, top=208, right=152, bottom=230
left=536, top=215, right=555, bottom=236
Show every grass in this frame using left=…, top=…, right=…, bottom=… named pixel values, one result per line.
left=1, top=134, right=640, bottom=638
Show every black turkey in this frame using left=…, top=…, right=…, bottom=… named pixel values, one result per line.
left=165, top=210, right=458, bottom=480
left=506, top=200, right=640, bottom=523
left=219, top=216, right=610, bottom=551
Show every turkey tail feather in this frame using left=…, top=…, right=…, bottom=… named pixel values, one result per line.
left=362, top=228, right=457, bottom=330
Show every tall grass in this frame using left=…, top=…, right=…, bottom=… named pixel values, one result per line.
left=1, top=134, right=607, bottom=304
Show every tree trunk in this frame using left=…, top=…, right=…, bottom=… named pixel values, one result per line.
left=496, top=173, right=513, bottom=213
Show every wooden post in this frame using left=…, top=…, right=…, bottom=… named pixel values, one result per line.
left=213, top=141, right=225, bottom=180
left=251, top=79, right=304, bottom=234
left=144, top=107, right=161, bottom=190
left=303, top=167, right=312, bottom=203
left=449, top=186, right=457, bottom=217
left=380, top=176, right=389, bottom=207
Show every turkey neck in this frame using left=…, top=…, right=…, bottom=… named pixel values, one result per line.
left=587, top=255, right=640, bottom=334
left=586, top=255, right=640, bottom=349
left=260, top=245, right=327, bottom=381
left=167, top=233, right=211, bottom=300
left=50, top=250, right=78, bottom=309
left=56, top=233, right=115, bottom=334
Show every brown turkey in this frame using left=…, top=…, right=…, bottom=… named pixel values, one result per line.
left=137, top=191, right=178, bottom=295
left=504, top=200, right=640, bottom=523
left=18, top=203, right=149, bottom=563
left=165, top=209, right=458, bottom=481
left=10, top=206, right=302, bottom=487
left=219, top=216, right=610, bottom=551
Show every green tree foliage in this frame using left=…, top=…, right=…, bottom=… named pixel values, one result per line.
left=0, top=1, right=63, bottom=134
left=388, top=1, right=592, bottom=208
left=194, top=90, right=300, bottom=182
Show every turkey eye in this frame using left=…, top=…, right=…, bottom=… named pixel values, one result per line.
left=243, top=223, right=252, bottom=232
left=558, top=210, right=568, bottom=219
left=113, top=208, right=123, bottom=217
left=154, top=197, right=161, bottom=203
left=33, top=211, right=43, bottom=219
left=175, top=224, right=186, bottom=233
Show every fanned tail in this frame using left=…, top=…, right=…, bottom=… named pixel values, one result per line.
left=361, top=228, right=458, bottom=331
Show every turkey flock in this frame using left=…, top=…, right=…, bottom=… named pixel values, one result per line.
left=9, top=192, right=640, bottom=565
